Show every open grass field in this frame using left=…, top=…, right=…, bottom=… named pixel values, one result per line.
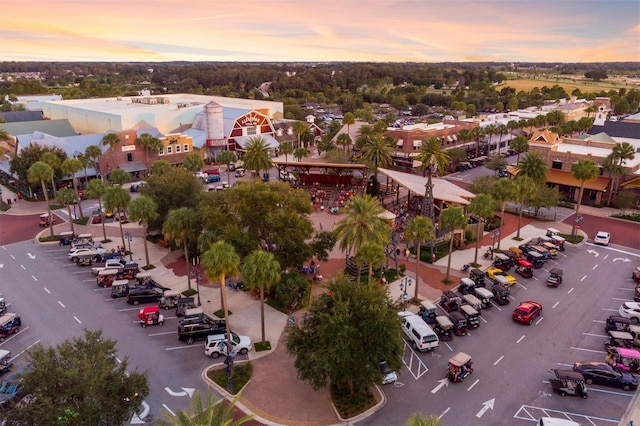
left=497, top=78, right=638, bottom=94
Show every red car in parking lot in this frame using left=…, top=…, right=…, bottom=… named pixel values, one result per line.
left=512, top=301, right=543, bottom=325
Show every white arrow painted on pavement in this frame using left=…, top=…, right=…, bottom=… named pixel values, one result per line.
left=475, top=398, right=495, bottom=418
left=27, top=253, right=36, bottom=260
left=612, top=257, right=631, bottom=263
left=130, top=401, right=150, bottom=424
left=587, top=250, right=599, bottom=257
left=430, top=378, right=449, bottom=394
left=165, top=386, right=195, bottom=397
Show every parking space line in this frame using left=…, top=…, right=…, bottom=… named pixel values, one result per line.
left=82, top=279, right=94, bottom=282
left=582, top=332, right=607, bottom=338
left=552, top=301, right=559, bottom=308
left=588, top=387, right=633, bottom=397
left=593, top=319, right=605, bottom=323
left=556, top=362, right=572, bottom=367
left=443, top=341, right=453, bottom=351
left=517, top=335, right=525, bottom=343
left=581, top=275, right=587, bottom=281
left=611, top=297, right=628, bottom=301
left=535, top=317, right=543, bottom=325
left=58, top=301, right=65, bottom=308
left=438, top=407, right=451, bottom=420
left=514, top=404, right=619, bottom=423
left=493, top=355, right=504, bottom=365
left=165, top=345, right=201, bottom=351
left=43, top=287, right=50, bottom=294
left=592, top=264, right=598, bottom=270
left=567, top=287, right=574, bottom=294
left=0, top=326, right=30, bottom=346
left=52, top=256, right=68, bottom=259
left=20, top=264, right=25, bottom=270
left=9, top=339, right=40, bottom=362
left=570, top=346, right=606, bottom=354
left=118, top=307, right=139, bottom=312
left=74, top=316, right=81, bottom=324
left=72, top=270, right=92, bottom=274
left=32, top=275, right=37, bottom=281
left=148, top=331, right=176, bottom=337
left=602, top=308, right=618, bottom=312
left=467, top=379, right=479, bottom=391
left=620, top=288, right=634, bottom=291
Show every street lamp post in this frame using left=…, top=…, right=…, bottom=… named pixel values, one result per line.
left=190, top=259, right=202, bottom=306
left=124, top=231, right=133, bottom=261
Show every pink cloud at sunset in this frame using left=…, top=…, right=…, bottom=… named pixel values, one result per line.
left=1, top=0, right=638, bottom=62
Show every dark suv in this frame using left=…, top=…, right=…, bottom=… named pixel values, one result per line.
left=573, top=361, right=638, bottom=391
left=126, top=287, right=163, bottom=305
left=178, top=320, right=226, bottom=345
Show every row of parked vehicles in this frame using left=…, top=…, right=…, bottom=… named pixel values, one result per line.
left=0, top=296, right=20, bottom=407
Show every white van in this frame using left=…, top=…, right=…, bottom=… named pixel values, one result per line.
left=538, top=418, right=580, bottom=426
left=398, top=311, right=439, bottom=352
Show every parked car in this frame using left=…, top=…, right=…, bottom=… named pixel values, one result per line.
left=91, top=209, right=102, bottom=224
left=380, top=361, right=397, bottom=385
left=126, top=287, right=164, bottom=305
left=619, top=302, right=640, bottom=324
left=204, top=332, right=253, bottom=358
left=512, top=301, right=543, bottom=325
left=68, top=247, right=105, bottom=261
left=178, top=320, right=226, bottom=345
left=594, top=231, right=611, bottom=246
left=194, top=171, right=208, bottom=180
left=206, top=174, right=221, bottom=183
left=573, top=361, right=638, bottom=391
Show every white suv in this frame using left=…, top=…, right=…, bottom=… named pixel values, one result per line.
left=594, top=231, right=611, bottom=246
left=204, top=333, right=252, bottom=358
left=619, top=302, right=640, bottom=324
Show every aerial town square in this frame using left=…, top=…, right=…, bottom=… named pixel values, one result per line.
left=0, top=1, right=639, bottom=425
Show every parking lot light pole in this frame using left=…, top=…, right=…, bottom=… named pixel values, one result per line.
left=124, top=231, right=133, bottom=261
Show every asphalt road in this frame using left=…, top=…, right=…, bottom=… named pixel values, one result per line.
left=0, top=240, right=235, bottom=424
left=360, top=239, right=640, bottom=425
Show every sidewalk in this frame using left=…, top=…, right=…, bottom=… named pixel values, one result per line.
left=7, top=186, right=637, bottom=426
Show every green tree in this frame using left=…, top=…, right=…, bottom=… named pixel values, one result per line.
left=163, top=207, right=200, bottom=290
left=439, top=206, right=467, bottom=281
left=183, top=152, right=205, bottom=173
left=292, top=121, right=309, bottom=148
left=510, top=135, right=529, bottom=163
left=528, top=185, right=560, bottom=217
left=39, top=151, right=62, bottom=199
left=242, top=136, right=272, bottom=178
left=406, top=412, right=441, bottom=426
left=85, top=178, right=108, bottom=242
left=3, top=329, right=148, bottom=426
left=602, top=154, right=625, bottom=206
left=484, top=155, right=508, bottom=177
left=490, top=178, right=516, bottom=250
left=84, top=144, right=103, bottom=179
left=470, top=126, right=486, bottom=158
left=343, top=112, right=355, bottom=144
left=286, top=275, right=404, bottom=394
left=128, top=195, right=159, bottom=267
left=61, top=157, right=85, bottom=219
left=10, top=144, right=67, bottom=184
left=484, top=124, right=498, bottom=154
left=108, top=168, right=131, bottom=186
left=608, top=142, right=636, bottom=203
left=56, top=187, right=79, bottom=235
left=27, top=161, right=54, bottom=238
left=415, top=136, right=450, bottom=257
left=404, top=216, right=435, bottom=300
left=279, top=141, right=294, bottom=162
left=361, top=133, right=394, bottom=195
left=101, top=132, right=120, bottom=149
left=355, top=241, right=386, bottom=284
left=467, top=193, right=495, bottom=265
left=216, top=150, right=237, bottom=188
left=104, top=185, right=131, bottom=248
left=467, top=175, right=498, bottom=195
left=336, top=133, right=352, bottom=152
left=514, top=151, right=548, bottom=185
left=293, top=147, right=308, bottom=162
left=241, top=250, right=281, bottom=344
left=156, top=391, right=253, bottom=426
left=334, top=195, right=390, bottom=266
left=150, top=159, right=172, bottom=176
left=201, top=240, right=241, bottom=382
left=136, top=132, right=164, bottom=168
left=571, top=159, right=600, bottom=237
left=513, top=176, right=537, bottom=238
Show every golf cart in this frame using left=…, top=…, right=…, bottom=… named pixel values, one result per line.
left=110, top=280, right=130, bottom=298
left=59, top=231, right=74, bottom=246
left=547, top=268, right=563, bottom=287
left=0, top=350, right=13, bottom=376
left=39, top=212, right=55, bottom=227
left=447, top=352, right=473, bottom=382
left=515, top=259, right=534, bottom=279
left=440, top=291, right=461, bottom=312
left=549, top=369, right=588, bottom=398
left=418, top=300, right=437, bottom=324
left=0, top=299, right=5, bottom=316
left=138, top=306, right=164, bottom=327
left=159, top=290, right=181, bottom=309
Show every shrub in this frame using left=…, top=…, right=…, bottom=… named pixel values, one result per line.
left=207, top=362, right=253, bottom=395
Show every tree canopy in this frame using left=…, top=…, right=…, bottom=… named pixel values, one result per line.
left=2, top=329, right=148, bottom=426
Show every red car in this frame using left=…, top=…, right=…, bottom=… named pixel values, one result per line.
left=512, top=301, right=543, bottom=325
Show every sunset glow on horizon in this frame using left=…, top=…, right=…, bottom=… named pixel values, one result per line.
left=1, top=0, right=639, bottom=63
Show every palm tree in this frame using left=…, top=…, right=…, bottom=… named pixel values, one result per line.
left=56, top=187, right=78, bottom=235
left=28, top=161, right=54, bottom=238
left=40, top=151, right=62, bottom=198
left=355, top=124, right=375, bottom=150
left=293, top=147, right=308, bottom=162
left=514, top=152, right=548, bottom=185
left=78, top=155, right=91, bottom=186
left=201, top=240, right=241, bottom=376
left=585, top=104, right=599, bottom=118
left=467, top=194, right=495, bottom=265
left=182, top=152, right=204, bottom=173
left=490, top=178, right=516, bottom=250
left=85, top=178, right=108, bottom=242
left=85, top=144, right=103, bottom=180
left=355, top=241, right=386, bottom=284
left=603, top=154, right=626, bottom=205
left=440, top=207, right=467, bottom=281
left=496, top=124, right=508, bottom=156
left=242, top=136, right=272, bottom=179
left=292, top=121, right=308, bottom=148
left=361, top=134, right=395, bottom=195
left=104, top=186, right=131, bottom=249
left=163, top=207, right=199, bottom=290
left=128, top=195, right=159, bottom=268
left=156, top=390, right=253, bottom=426
left=279, top=141, right=293, bottom=162
left=136, top=133, right=163, bottom=168
left=404, top=216, right=435, bottom=300
left=336, top=133, right=352, bottom=152
left=470, top=126, right=486, bottom=158
left=415, top=137, right=450, bottom=257
left=216, top=150, right=237, bottom=188
left=513, top=176, right=537, bottom=238
left=571, top=159, right=600, bottom=237
left=612, top=142, right=636, bottom=167
left=61, top=157, right=84, bottom=219
left=484, top=124, right=498, bottom=155
left=108, top=168, right=131, bottom=186
left=406, top=412, right=440, bottom=426
left=510, top=135, right=529, bottom=163
left=241, top=250, right=281, bottom=343
left=101, top=132, right=120, bottom=150
left=343, top=112, right=355, bottom=143
left=334, top=195, right=390, bottom=271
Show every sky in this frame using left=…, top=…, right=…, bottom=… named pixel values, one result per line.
left=1, top=0, right=639, bottom=63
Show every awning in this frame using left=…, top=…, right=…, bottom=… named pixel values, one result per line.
left=234, top=134, right=280, bottom=150
left=446, top=136, right=453, bottom=142
left=397, top=139, right=403, bottom=146
left=118, top=162, right=148, bottom=173
left=73, top=167, right=98, bottom=179
left=509, top=168, right=611, bottom=192
left=413, top=140, right=422, bottom=148
left=377, top=168, right=475, bottom=206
